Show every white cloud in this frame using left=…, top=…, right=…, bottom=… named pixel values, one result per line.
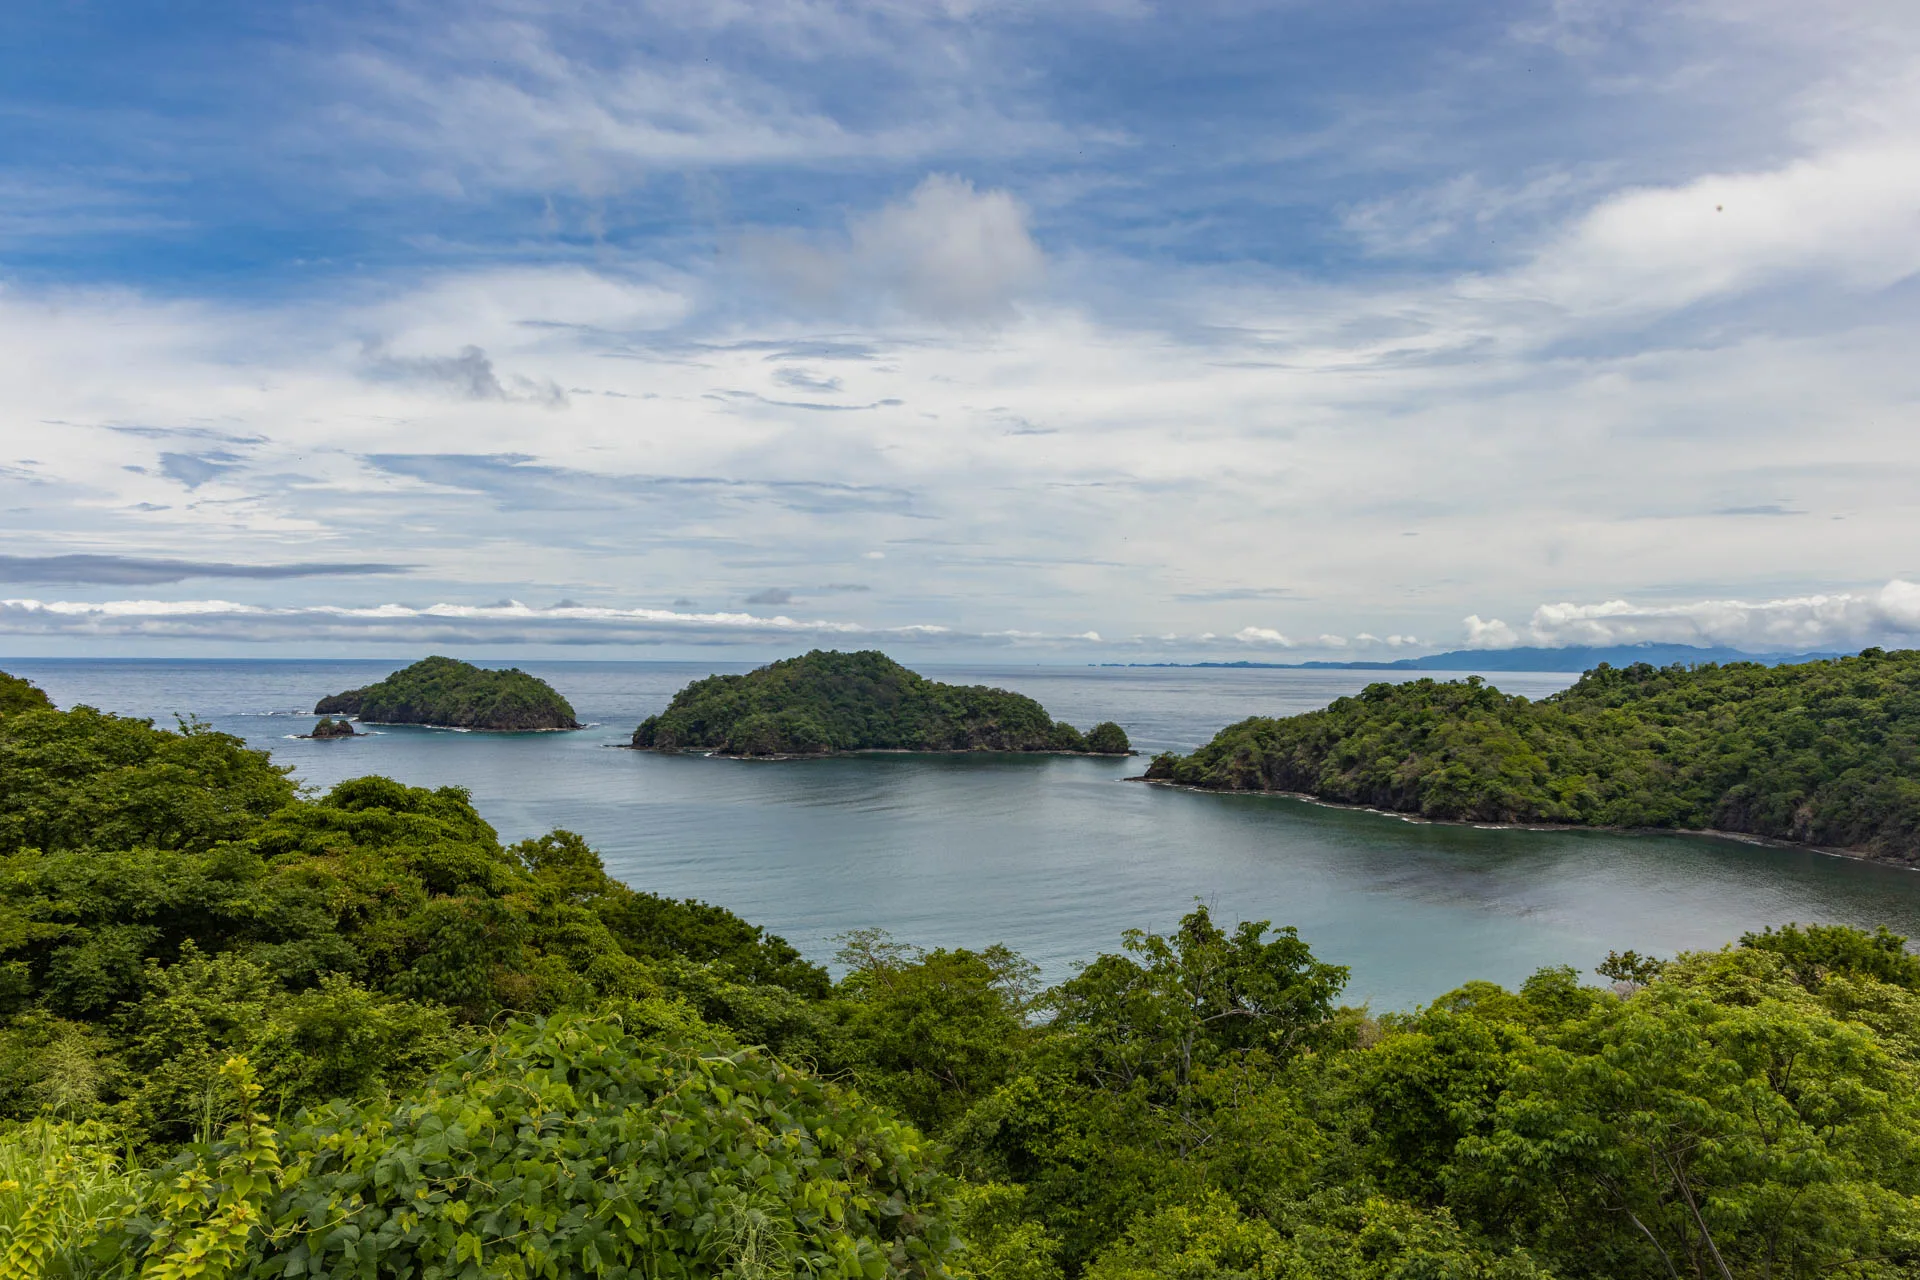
left=1463, top=616, right=1522, bottom=649
left=363, top=266, right=691, bottom=355
left=0, top=596, right=894, bottom=646
left=745, top=175, right=1044, bottom=320
left=1235, top=627, right=1292, bottom=646
left=1465, top=580, right=1920, bottom=651
left=1505, top=143, right=1920, bottom=317
left=306, top=4, right=1097, bottom=202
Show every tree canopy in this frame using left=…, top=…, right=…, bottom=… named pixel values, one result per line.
left=8, top=668, right=1920, bottom=1280
left=631, top=649, right=1131, bottom=757
left=315, top=656, right=580, bottom=730
left=1146, top=648, right=1920, bottom=860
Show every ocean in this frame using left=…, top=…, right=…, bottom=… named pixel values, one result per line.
left=9, top=656, right=1919, bottom=1009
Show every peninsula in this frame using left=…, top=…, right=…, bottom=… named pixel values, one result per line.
left=316, top=656, right=581, bottom=731
left=631, top=649, right=1131, bottom=756
left=1145, top=648, right=1920, bottom=862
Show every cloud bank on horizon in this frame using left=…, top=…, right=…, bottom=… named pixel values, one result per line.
left=2, top=0, right=1917, bottom=658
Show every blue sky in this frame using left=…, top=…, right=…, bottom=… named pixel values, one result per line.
left=3, top=0, right=1918, bottom=657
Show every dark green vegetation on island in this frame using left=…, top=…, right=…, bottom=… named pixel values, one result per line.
left=1147, top=647, right=1920, bottom=862
left=315, top=654, right=580, bottom=730
left=9, top=668, right=1920, bottom=1279
left=304, top=716, right=356, bottom=739
left=632, top=649, right=1131, bottom=756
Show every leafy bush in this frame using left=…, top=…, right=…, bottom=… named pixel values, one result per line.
left=0, top=673, right=52, bottom=718
left=0, top=706, right=294, bottom=855
left=0, top=1119, right=147, bottom=1278
left=119, top=1018, right=958, bottom=1280
left=0, top=695, right=828, bottom=1136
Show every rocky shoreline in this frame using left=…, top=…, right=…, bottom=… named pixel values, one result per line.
left=623, top=744, right=1137, bottom=759
left=1129, top=775, right=1903, bottom=867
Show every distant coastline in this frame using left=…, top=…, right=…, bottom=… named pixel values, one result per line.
left=1101, top=643, right=1851, bottom=673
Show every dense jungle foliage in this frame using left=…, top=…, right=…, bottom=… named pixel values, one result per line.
left=1146, top=647, right=1920, bottom=860
left=6, top=670, right=1920, bottom=1279
left=314, top=656, right=580, bottom=730
left=631, top=649, right=1131, bottom=756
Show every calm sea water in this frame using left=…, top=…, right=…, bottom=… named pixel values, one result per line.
left=10, top=657, right=1920, bottom=1009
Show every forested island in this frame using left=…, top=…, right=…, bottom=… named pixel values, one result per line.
left=1147, top=647, right=1920, bottom=861
left=315, top=655, right=580, bottom=730
left=632, top=648, right=1132, bottom=756
left=5, top=668, right=1920, bottom=1277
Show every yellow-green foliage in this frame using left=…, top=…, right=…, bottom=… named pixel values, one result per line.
left=0, top=675, right=51, bottom=720
left=0, top=1120, right=146, bottom=1279
left=115, top=1019, right=957, bottom=1280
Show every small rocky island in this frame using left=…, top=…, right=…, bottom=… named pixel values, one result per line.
left=316, top=656, right=581, bottom=731
left=632, top=649, right=1131, bottom=757
left=304, top=716, right=359, bottom=739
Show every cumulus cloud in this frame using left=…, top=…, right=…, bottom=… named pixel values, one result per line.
left=1354, top=633, right=1422, bottom=648
left=6, top=4, right=1920, bottom=659
left=745, top=175, right=1044, bottom=321
left=1464, top=580, right=1920, bottom=651
left=1234, top=626, right=1292, bottom=646
left=1498, top=138, right=1920, bottom=318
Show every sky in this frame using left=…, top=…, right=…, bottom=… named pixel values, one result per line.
left=2, top=0, right=1919, bottom=660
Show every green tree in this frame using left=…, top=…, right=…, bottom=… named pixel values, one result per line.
left=117, top=1015, right=959, bottom=1280
left=1147, top=650, right=1920, bottom=858
left=835, top=930, right=1039, bottom=1134
left=1453, top=959, right=1920, bottom=1278
left=1739, top=923, right=1920, bottom=990
left=1050, top=904, right=1349, bottom=1124
left=0, top=708, right=294, bottom=856
left=0, top=672, right=53, bottom=718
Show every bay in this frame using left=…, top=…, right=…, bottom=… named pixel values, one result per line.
left=10, top=656, right=1920, bottom=1009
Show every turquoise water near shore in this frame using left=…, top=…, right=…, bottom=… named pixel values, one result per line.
left=11, top=656, right=1920, bottom=1009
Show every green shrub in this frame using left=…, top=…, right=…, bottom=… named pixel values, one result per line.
left=119, top=1018, right=959, bottom=1280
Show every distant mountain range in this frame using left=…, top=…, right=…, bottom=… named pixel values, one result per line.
left=1105, top=644, right=1854, bottom=673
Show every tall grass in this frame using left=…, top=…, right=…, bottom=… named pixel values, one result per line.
left=0, top=1121, right=146, bottom=1279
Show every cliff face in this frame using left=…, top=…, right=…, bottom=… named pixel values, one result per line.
left=316, top=657, right=580, bottom=731
left=631, top=649, right=1131, bottom=757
